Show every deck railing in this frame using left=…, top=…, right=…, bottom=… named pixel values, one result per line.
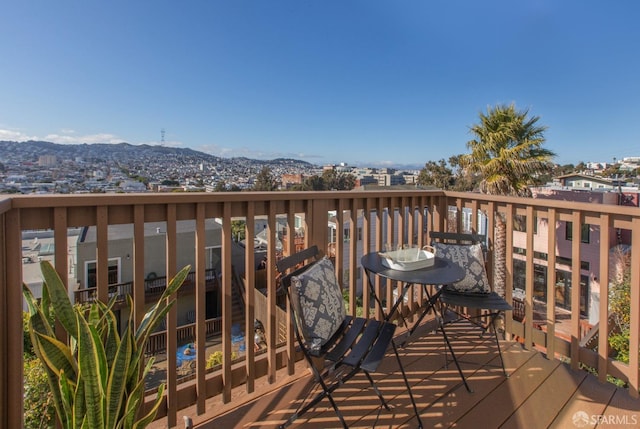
left=145, top=317, right=223, bottom=356
left=74, top=268, right=220, bottom=305
left=1, top=190, right=639, bottom=429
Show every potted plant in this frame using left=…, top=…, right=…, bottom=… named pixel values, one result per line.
left=23, top=261, right=191, bottom=429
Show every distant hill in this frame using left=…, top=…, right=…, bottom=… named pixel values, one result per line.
left=0, top=140, right=316, bottom=170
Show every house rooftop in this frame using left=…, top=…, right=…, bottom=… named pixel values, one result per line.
left=79, top=219, right=222, bottom=243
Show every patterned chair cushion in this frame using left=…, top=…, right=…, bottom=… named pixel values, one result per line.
left=432, top=242, right=491, bottom=294
left=290, top=257, right=346, bottom=352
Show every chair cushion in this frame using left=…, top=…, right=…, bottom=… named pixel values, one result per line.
left=290, top=257, right=346, bottom=352
left=432, top=242, right=491, bottom=294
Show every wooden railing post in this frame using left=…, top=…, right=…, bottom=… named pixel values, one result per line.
left=2, top=207, right=23, bottom=429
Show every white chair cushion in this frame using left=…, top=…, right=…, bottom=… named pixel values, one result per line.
left=432, top=242, right=491, bottom=294
left=291, top=257, right=346, bottom=351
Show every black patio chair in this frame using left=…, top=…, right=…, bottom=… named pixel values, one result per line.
left=430, top=232, right=513, bottom=392
left=276, top=245, right=423, bottom=429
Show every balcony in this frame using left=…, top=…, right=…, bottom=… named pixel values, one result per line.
left=2, top=190, right=639, bottom=428
left=73, top=268, right=220, bottom=307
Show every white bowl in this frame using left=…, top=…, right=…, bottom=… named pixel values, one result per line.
left=379, top=246, right=435, bottom=271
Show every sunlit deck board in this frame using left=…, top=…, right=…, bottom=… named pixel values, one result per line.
left=165, top=321, right=638, bottom=429
left=497, top=358, right=587, bottom=429
left=547, top=372, right=617, bottom=428
left=599, top=387, right=640, bottom=427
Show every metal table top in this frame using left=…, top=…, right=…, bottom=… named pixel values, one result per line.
left=361, top=251, right=465, bottom=285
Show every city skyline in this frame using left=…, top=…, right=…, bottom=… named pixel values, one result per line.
left=2, top=1, right=639, bottom=167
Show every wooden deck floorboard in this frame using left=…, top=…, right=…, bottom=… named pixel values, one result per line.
left=164, top=320, right=639, bottom=429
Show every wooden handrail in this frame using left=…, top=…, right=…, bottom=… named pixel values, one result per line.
left=4, top=189, right=640, bottom=429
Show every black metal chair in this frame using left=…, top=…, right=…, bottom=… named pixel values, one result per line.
left=430, top=232, right=513, bottom=392
left=276, top=245, right=423, bottom=429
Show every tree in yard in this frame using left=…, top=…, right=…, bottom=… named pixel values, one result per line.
left=253, top=167, right=279, bottom=191
left=300, top=175, right=325, bottom=191
left=231, top=219, right=246, bottom=242
left=321, top=169, right=357, bottom=190
left=213, top=180, right=228, bottom=192
left=418, top=159, right=455, bottom=190
left=448, top=154, right=478, bottom=192
left=462, top=104, right=555, bottom=296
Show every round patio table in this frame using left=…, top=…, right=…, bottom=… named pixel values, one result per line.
left=361, top=251, right=465, bottom=324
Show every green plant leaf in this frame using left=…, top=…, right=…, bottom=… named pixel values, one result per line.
left=41, top=261, right=78, bottom=339
left=88, top=303, right=100, bottom=324
left=123, top=361, right=155, bottom=429
left=77, top=315, right=104, bottom=428
left=103, top=307, right=120, bottom=366
left=131, top=384, right=166, bottom=429
left=135, top=265, right=191, bottom=339
left=130, top=297, right=177, bottom=382
left=23, top=284, right=55, bottom=338
left=59, top=370, right=74, bottom=429
left=161, top=265, right=191, bottom=301
left=105, top=327, right=131, bottom=429
left=73, top=378, right=86, bottom=429
left=33, top=331, right=78, bottom=382
left=89, top=321, right=109, bottom=395
left=41, top=278, right=52, bottom=321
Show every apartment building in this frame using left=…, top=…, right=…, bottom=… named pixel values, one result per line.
left=511, top=186, right=637, bottom=325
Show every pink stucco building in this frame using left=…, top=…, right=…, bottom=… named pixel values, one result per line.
left=512, top=186, right=637, bottom=324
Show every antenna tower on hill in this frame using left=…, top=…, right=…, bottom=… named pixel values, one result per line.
left=161, top=128, right=165, bottom=146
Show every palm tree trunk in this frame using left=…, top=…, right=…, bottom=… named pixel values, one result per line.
left=493, top=212, right=507, bottom=298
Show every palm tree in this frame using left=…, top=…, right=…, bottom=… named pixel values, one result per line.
left=462, top=104, right=555, bottom=296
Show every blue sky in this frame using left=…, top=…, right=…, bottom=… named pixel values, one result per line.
left=1, top=1, right=638, bottom=168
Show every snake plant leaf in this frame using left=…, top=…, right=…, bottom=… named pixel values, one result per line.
left=33, top=331, right=78, bottom=382
left=77, top=315, right=104, bottom=428
left=135, top=265, right=191, bottom=339
left=41, top=261, right=78, bottom=339
left=122, top=381, right=141, bottom=429
left=59, top=370, right=74, bottom=429
left=41, top=278, right=52, bottom=321
left=161, top=264, right=191, bottom=301
left=133, top=298, right=174, bottom=347
left=73, top=378, right=86, bottom=429
left=128, top=308, right=176, bottom=388
left=103, top=307, right=121, bottom=366
left=88, top=304, right=101, bottom=328
left=132, top=384, right=166, bottom=429
left=89, top=321, right=109, bottom=395
left=123, top=360, right=155, bottom=429
left=105, top=326, right=132, bottom=429
left=23, top=284, right=56, bottom=338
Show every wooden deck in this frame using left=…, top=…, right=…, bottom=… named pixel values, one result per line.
left=160, top=321, right=640, bottom=429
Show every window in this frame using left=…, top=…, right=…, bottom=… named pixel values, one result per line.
left=566, top=222, right=590, bottom=243
left=555, top=270, right=589, bottom=317
left=514, top=214, right=527, bottom=232
left=206, top=247, right=222, bottom=272
left=533, top=251, right=548, bottom=261
left=512, top=261, right=548, bottom=301
left=86, top=258, right=120, bottom=288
